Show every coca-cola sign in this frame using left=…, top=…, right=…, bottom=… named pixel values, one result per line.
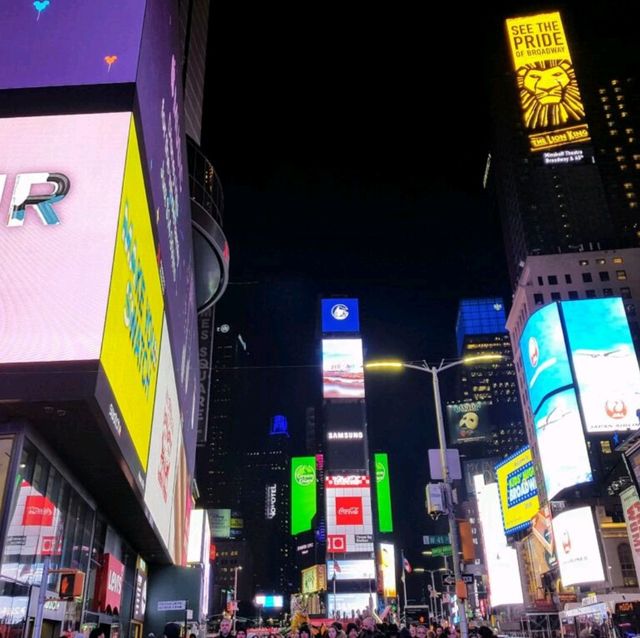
left=335, top=496, right=363, bottom=525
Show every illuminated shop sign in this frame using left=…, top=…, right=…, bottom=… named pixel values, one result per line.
left=327, top=431, right=364, bottom=440
left=506, top=11, right=590, bottom=152
left=265, top=484, right=277, bottom=520
left=495, top=447, right=539, bottom=535
left=543, top=149, right=585, bottom=164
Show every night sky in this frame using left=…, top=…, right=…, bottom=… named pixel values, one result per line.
left=200, top=0, right=639, bottom=587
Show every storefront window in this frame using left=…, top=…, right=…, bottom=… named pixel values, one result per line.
left=1, top=439, right=94, bottom=586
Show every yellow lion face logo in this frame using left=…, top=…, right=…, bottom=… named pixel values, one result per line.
left=517, top=60, right=586, bottom=129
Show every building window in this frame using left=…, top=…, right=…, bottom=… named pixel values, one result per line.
left=626, top=304, right=637, bottom=317
left=600, top=441, right=612, bottom=454
left=621, top=287, right=632, bottom=299
left=534, top=293, right=544, bottom=305
left=617, top=270, right=628, bottom=280
left=548, top=275, right=558, bottom=285
left=537, top=276, right=544, bottom=285
left=613, top=257, right=624, bottom=264
left=565, top=274, right=572, bottom=284
left=603, top=288, right=613, bottom=296
left=551, top=292, right=561, bottom=301
left=586, top=290, right=597, bottom=298
left=618, top=543, right=639, bottom=587
left=599, top=271, right=610, bottom=281
left=582, top=272, right=593, bottom=283
left=568, top=291, right=579, bottom=300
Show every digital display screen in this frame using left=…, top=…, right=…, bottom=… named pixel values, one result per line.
left=0, top=113, right=129, bottom=364
left=321, top=298, right=360, bottom=333
left=375, top=453, right=394, bottom=533
left=291, top=457, right=317, bottom=536
left=563, top=298, right=640, bottom=433
left=326, top=559, right=375, bottom=581
left=520, top=302, right=572, bottom=416
left=379, top=543, right=397, bottom=597
left=0, top=1, right=144, bottom=89
left=534, top=388, right=592, bottom=499
left=495, top=447, right=539, bottom=535
left=100, top=118, right=164, bottom=473
left=322, top=339, right=365, bottom=399
left=325, top=475, right=373, bottom=553
left=446, top=401, right=493, bottom=444
left=552, top=506, right=605, bottom=586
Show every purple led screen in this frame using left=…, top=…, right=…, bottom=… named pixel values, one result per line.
left=136, top=0, right=200, bottom=476
left=0, top=2, right=144, bottom=89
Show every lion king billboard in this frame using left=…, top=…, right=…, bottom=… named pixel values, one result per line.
left=506, top=11, right=590, bottom=152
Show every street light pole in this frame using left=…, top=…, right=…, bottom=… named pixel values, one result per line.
left=232, top=566, right=242, bottom=632
left=366, top=355, right=500, bottom=638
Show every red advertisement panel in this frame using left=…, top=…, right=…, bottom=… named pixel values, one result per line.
left=336, top=497, right=363, bottom=526
left=22, top=495, right=55, bottom=527
left=95, top=554, right=125, bottom=613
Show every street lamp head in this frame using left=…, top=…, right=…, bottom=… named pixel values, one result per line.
left=461, top=353, right=503, bottom=365
left=364, top=360, right=405, bottom=371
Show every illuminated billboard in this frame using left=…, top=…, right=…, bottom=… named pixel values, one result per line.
left=210, top=509, right=231, bottom=539
left=0, top=112, right=129, bottom=364
left=475, top=476, right=524, bottom=607
left=505, top=12, right=590, bottom=152
left=291, top=457, right=317, bottom=536
left=328, top=593, right=378, bottom=617
left=0, top=2, right=145, bottom=90
left=135, top=0, right=200, bottom=475
left=322, top=339, right=365, bottom=399
left=562, top=298, right=640, bottom=433
left=321, top=298, right=360, bottom=333
left=144, top=319, right=182, bottom=550
left=520, top=302, right=572, bottom=416
left=446, top=401, right=493, bottom=444
left=535, top=388, right=592, bottom=499
left=326, top=559, right=375, bottom=581
left=495, top=447, right=539, bottom=535
left=374, top=454, right=394, bottom=533
left=325, top=475, right=374, bottom=553
left=379, top=543, right=397, bottom=598
left=100, top=118, right=164, bottom=475
left=620, top=486, right=640, bottom=583
left=552, top=507, right=605, bottom=586
left=301, top=565, right=327, bottom=594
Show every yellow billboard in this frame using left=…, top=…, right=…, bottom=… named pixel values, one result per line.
left=495, top=446, right=540, bottom=535
left=301, top=564, right=327, bottom=594
left=101, top=116, right=164, bottom=472
left=505, top=12, right=589, bottom=151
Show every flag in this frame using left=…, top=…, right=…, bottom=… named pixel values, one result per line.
left=333, top=560, right=342, bottom=573
left=403, top=557, right=412, bottom=573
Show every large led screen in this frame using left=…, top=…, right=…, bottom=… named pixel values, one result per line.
left=144, top=319, right=182, bottom=551
left=0, top=113, right=130, bottom=364
left=505, top=12, right=590, bottom=152
left=291, top=457, right=317, bottom=536
left=325, top=431, right=367, bottom=472
left=0, top=2, right=145, bottom=90
left=136, top=0, right=200, bottom=476
left=535, top=388, right=592, bottom=499
left=620, top=486, right=640, bottom=584
left=495, top=447, right=539, bottom=535
left=328, top=593, right=377, bottom=617
left=552, top=507, right=605, bottom=586
left=563, top=298, right=640, bottom=433
left=379, top=543, right=397, bottom=598
left=321, top=298, right=360, bottom=333
left=322, top=339, right=365, bottom=399
left=374, top=454, right=394, bottom=533
left=446, top=401, right=493, bottom=444
left=326, top=559, right=375, bottom=581
left=475, top=477, right=524, bottom=607
left=325, top=475, right=373, bottom=553
left=520, top=303, right=572, bottom=415
left=100, top=119, right=164, bottom=474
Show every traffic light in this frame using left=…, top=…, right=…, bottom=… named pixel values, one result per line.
left=59, top=571, right=85, bottom=600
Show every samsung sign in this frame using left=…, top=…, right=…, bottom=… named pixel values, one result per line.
left=321, top=298, right=360, bottom=333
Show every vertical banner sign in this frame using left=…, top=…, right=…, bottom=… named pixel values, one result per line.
left=291, top=457, right=317, bottom=535
left=506, top=12, right=590, bottom=152
left=197, top=308, right=214, bottom=443
left=621, top=485, right=640, bottom=583
left=374, top=453, right=394, bottom=533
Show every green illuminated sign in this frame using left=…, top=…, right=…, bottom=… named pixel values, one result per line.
left=291, top=456, right=317, bottom=535
left=374, top=453, right=394, bottom=533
